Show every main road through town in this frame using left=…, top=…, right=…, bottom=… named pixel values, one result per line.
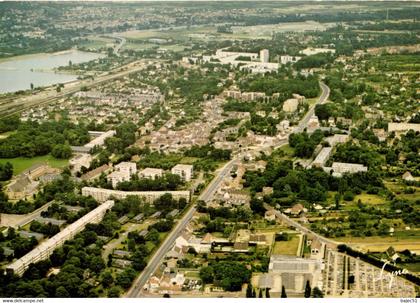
left=126, top=81, right=330, bottom=297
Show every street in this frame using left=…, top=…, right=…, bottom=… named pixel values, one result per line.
left=126, top=81, right=331, bottom=297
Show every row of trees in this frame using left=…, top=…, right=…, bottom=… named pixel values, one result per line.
left=116, top=173, right=183, bottom=191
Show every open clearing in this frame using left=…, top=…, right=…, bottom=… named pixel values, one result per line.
left=272, top=234, right=300, bottom=256
left=0, top=155, right=68, bottom=175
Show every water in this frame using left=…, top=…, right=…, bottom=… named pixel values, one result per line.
left=0, top=50, right=104, bottom=94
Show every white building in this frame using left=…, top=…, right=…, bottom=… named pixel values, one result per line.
left=115, top=162, right=137, bottom=175
left=70, top=153, right=92, bottom=173
left=259, top=255, right=324, bottom=296
left=280, top=55, right=301, bottom=65
left=327, top=162, right=367, bottom=177
left=299, top=47, right=335, bottom=56
left=107, top=162, right=137, bottom=188
left=7, top=200, right=115, bottom=276
left=171, top=164, right=193, bottom=182
left=260, top=49, right=269, bottom=63
left=81, top=187, right=190, bottom=203
left=325, top=134, right=349, bottom=147
left=283, top=98, right=299, bottom=113
left=388, top=123, right=420, bottom=134
left=312, top=147, right=333, bottom=168
left=84, top=130, right=116, bottom=150
left=138, top=168, right=164, bottom=179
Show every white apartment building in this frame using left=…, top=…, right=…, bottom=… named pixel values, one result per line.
left=260, top=49, right=269, bottom=63
left=171, top=164, right=194, bottom=182
left=107, top=162, right=137, bottom=188
left=81, top=187, right=190, bottom=203
left=312, top=147, right=333, bottom=168
left=138, top=168, right=164, bottom=179
left=7, top=200, right=115, bottom=276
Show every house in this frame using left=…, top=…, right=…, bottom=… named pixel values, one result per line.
left=386, top=246, right=400, bottom=262
left=402, top=171, right=415, bottom=182
left=145, top=276, right=161, bottom=291
left=139, top=168, right=164, bottom=179
left=132, top=213, right=144, bottom=222
left=307, top=116, right=320, bottom=133
left=265, top=210, right=276, bottom=221
left=171, top=164, right=193, bottom=182
left=309, top=239, right=325, bottom=260
left=167, top=209, right=179, bottom=218
left=249, top=234, right=267, bottom=245
left=262, top=187, right=274, bottom=196
left=80, top=164, right=110, bottom=181
left=6, top=175, right=38, bottom=200
left=290, top=203, right=305, bottom=216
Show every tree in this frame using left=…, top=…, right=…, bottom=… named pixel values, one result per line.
left=246, top=283, right=253, bottom=298
left=304, top=280, right=311, bottom=298
left=199, top=266, right=214, bottom=284
left=108, top=286, right=121, bottom=298
left=0, top=162, right=13, bottom=181
left=30, top=83, right=34, bottom=90
left=281, top=285, right=287, bottom=298
left=265, top=288, right=270, bottom=298
left=56, top=285, right=70, bottom=297
left=100, top=270, right=114, bottom=287
left=51, top=144, right=72, bottom=159
left=258, top=288, right=263, bottom=298
left=312, top=287, right=324, bottom=298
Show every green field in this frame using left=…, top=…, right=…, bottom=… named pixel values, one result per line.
left=0, top=155, right=68, bottom=176
left=272, top=234, right=300, bottom=256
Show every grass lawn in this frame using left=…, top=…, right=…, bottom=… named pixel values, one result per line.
left=272, top=235, right=300, bottom=256
left=384, top=181, right=420, bottom=202
left=403, top=262, right=420, bottom=273
left=0, top=155, right=68, bottom=176
left=334, top=232, right=420, bottom=253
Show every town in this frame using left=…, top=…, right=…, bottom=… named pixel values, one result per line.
left=0, top=1, right=418, bottom=300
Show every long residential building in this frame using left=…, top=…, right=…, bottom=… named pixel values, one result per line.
left=81, top=187, right=190, bottom=203
left=6, top=200, right=115, bottom=276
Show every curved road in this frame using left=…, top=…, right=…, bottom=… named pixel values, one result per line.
left=126, top=82, right=330, bottom=297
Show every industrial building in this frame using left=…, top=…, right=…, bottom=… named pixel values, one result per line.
left=81, top=187, right=190, bottom=203
left=6, top=200, right=115, bottom=276
left=258, top=255, right=323, bottom=296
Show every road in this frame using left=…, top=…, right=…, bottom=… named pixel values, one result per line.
left=264, top=203, right=339, bottom=247
left=293, top=81, right=330, bottom=134
left=0, top=60, right=148, bottom=118
left=126, top=82, right=330, bottom=297
left=126, top=159, right=238, bottom=297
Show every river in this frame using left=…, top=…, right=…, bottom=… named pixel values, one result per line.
left=0, top=50, right=104, bottom=94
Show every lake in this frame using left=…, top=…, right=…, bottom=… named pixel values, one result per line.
left=0, top=50, right=104, bottom=94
